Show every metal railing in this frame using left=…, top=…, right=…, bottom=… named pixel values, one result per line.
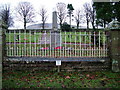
left=6, top=30, right=109, bottom=58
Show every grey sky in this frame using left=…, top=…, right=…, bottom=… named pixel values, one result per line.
left=0, top=0, right=92, bottom=29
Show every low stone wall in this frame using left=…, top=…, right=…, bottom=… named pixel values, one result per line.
left=3, top=60, right=110, bottom=72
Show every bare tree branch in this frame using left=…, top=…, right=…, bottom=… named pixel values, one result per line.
left=56, top=2, right=66, bottom=29
left=83, top=3, right=92, bottom=29
left=38, top=6, right=48, bottom=30
left=74, top=9, right=84, bottom=29
left=0, top=4, right=13, bottom=29
left=16, top=2, right=35, bottom=29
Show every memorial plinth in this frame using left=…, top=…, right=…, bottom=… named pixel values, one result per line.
left=50, top=11, right=62, bottom=49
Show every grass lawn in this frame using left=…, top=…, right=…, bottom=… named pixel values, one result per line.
left=2, top=69, right=120, bottom=88
left=6, top=31, right=106, bottom=43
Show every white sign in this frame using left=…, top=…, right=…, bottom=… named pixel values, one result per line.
left=56, top=60, right=61, bottom=66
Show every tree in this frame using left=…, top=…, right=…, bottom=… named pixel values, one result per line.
left=61, top=22, right=72, bottom=31
left=67, top=4, right=74, bottom=28
left=93, top=2, right=113, bottom=28
left=90, top=4, right=96, bottom=30
left=0, top=4, right=13, bottom=29
left=74, top=9, right=83, bottom=29
left=16, top=2, right=35, bottom=29
left=56, top=2, right=66, bottom=29
left=38, top=6, right=48, bottom=30
left=83, top=3, right=91, bottom=30
left=113, top=2, right=120, bottom=22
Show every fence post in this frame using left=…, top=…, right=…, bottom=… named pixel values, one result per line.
left=0, top=17, right=2, bottom=89
left=110, top=30, right=120, bottom=72
left=108, top=20, right=120, bottom=72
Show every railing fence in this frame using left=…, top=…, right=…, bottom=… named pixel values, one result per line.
left=6, top=30, right=109, bottom=58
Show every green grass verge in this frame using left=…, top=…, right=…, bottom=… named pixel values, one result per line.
left=2, top=70, right=120, bottom=88
left=6, top=32, right=107, bottom=43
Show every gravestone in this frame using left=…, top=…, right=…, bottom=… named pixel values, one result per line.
left=14, top=35, right=20, bottom=41
left=39, top=32, right=50, bottom=44
left=50, top=11, right=62, bottom=49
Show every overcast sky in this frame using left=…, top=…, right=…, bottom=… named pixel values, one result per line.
left=0, top=0, right=92, bottom=29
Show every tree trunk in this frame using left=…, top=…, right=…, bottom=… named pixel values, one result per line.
left=42, top=22, right=45, bottom=30
left=24, top=17, right=26, bottom=30
left=77, top=22, right=79, bottom=29
left=86, top=13, right=89, bottom=30
left=103, top=18, right=106, bottom=28
left=60, top=22, right=62, bottom=30
left=87, top=19, right=89, bottom=30
left=91, top=10, right=95, bottom=30
left=92, top=21, right=95, bottom=30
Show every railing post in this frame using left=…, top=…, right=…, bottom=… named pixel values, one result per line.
left=108, top=20, right=120, bottom=72
left=109, top=30, right=120, bottom=72
left=0, top=17, right=2, bottom=89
